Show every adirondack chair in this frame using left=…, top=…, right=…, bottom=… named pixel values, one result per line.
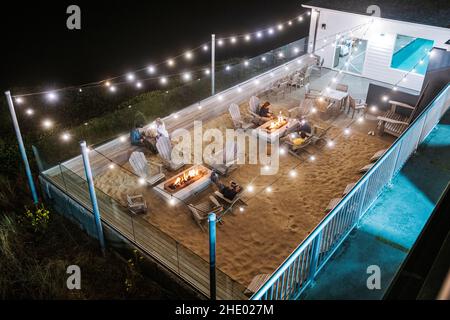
left=127, top=194, right=148, bottom=214
left=342, top=183, right=356, bottom=196
left=156, top=136, right=185, bottom=171
left=370, top=149, right=387, bottom=162
left=129, top=151, right=165, bottom=185
left=214, top=189, right=247, bottom=209
left=288, top=99, right=314, bottom=120
left=228, top=103, right=254, bottom=130
left=207, top=140, right=238, bottom=176
left=359, top=163, right=374, bottom=173
left=347, top=96, right=367, bottom=118
left=304, top=83, right=322, bottom=100
left=376, top=100, right=417, bottom=137
left=187, top=196, right=223, bottom=232
left=325, top=198, right=342, bottom=213
left=248, top=96, right=262, bottom=124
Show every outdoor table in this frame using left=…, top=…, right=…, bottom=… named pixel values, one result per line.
left=322, top=88, right=349, bottom=109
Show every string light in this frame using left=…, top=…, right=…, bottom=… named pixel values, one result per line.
left=15, top=97, right=23, bottom=104
left=204, top=69, right=211, bottom=75
left=126, top=73, right=135, bottom=81
left=245, top=34, right=251, bottom=41
left=25, top=108, right=34, bottom=116
left=147, top=65, right=156, bottom=74
left=47, top=92, right=57, bottom=101
left=239, top=206, right=245, bottom=212
left=268, top=28, right=274, bottom=35
left=160, top=77, right=168, bottom=85
left=327, top=140, right=335, bottom=148
left=230, top=37, right=237, bottom=44
left=184, top=51, right=193, bottom=60
left=217, top=39, right=224, bottom=46
left=167, top=59, right=175, bottom=67
left=42, top=119, right=53, bottom=129
left=370, top=105, right=378, bottom=112
left=247, top=185, right=255, bottom=192
left=202, top=44, right=209, bottom=51
left=61, top=133, right=71, bottom=141
left=309, top=155, right=316, bottom=162
left=289, top=170, right=297, bottom=177
left=266, top=186, right=273, bottom=193
left=256, top=31, right=263, bottom=38
left=109, top=164, right=115, bottom=170
left=119, top=136, right=127, bottom=142
left=344, top=128, right=351, bottom=135
left=109, top=85, right=117, bottom=92
left=138, top=177, right=146, bottom=186
left=277, top=24, right=284, bottom=31
left=182, top=72, right=192, bottom=81
left=136, top=82, right=142, bottom=89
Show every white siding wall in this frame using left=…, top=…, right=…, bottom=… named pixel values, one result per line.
left=306, top=8, right=450, bottom=92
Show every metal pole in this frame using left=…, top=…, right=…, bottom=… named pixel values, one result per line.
left=208, top=213, right=216, bottom=300
left=80, top=141, right=106, bottom=254
left=4, top=91, right=39, bottom=204
left=211, top=34, right=216, bottom=95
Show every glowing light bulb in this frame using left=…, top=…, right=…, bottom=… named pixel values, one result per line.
left=357, top=116, right=364, bottom=123
left=293, top=47, right=300, bottom=54
left=382, top=95, right=389, bottom=102
left=268, top=28, right=274, bottom=35
left=136, top=82, right=142, bottom=89
left=120, top=136, right=127, bottom=142
left=247, top=185, right=254, bottom=192
left=239, top=206, right=245, bottom=212
left=61, top=133, right=71, bottom=141
left=15, top=97, right=23, bottom=104
left=298, top=16, right=304, bottom=22
left=47, top=92, right=57, bottom=101
left=42, top=119, right=53, bottom=129
left=203, top=44, right=209, bottom=51
left=237, top=87, right=243, bottom=93
left=105, top=81, right=111, bottom=87
left=289, top=170, right=297, bottom=177
left=277, top=24, right=283, bottom=31
left=217, top=39, right=224, bottom=46
left=173, top=113, right=179, bottom=119
left=138, top=177, right=146, bottom=186
left=245, top=34, right=251, bottom=41
left=266, top=186, right=273, bottom=193
left=184, top=51, right=193, bottom=60
left=332, top=77, right=337, bottom=83
left=288, top=21, right=292, bottom=26
left=225, top=65, right=231, bottom=71
left=182, top=72, right=192, bottom=81
left=218, top=95, right=223, bottom=101
left=169, top=198, right=176, bottom=205
left=256, top=31, right=262, bottom=38
left=261, top=56, right=266, bottom=62
left=392, top=86, right=398, bottom=91
left=309, top=155, right=316, bottom=162
left=160, top=77, right=168, bottom=85
left=278, top=52, right=284, bottom=58
left=109, top=164, right=115, bottom=170
left=344, top=128, right=351, bottom=135
left=147, top=65, right=156, bottom=74
left=167, top=59, right=175, bottom=67
left=370, top=105, right=378, bottom=112
left=109, top=86, right=117, bottom=92
left=126, top=73, right=135, bottom=81
left=327, top=140, right=335, bottom=148
left=279, top=148, right=286, bottom=155
left=230, top=37, right=237, bottom=44
left=25, top=108, right=34, bottom=116
left=244, top=60, right=250, bottom=67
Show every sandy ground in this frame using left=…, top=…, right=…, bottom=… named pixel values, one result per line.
left=94, top=99, right=392, bottom=289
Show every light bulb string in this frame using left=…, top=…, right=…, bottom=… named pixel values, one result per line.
left=12, top=10, right=314, bottom=98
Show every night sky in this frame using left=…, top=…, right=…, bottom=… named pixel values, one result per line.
left=1, top=0, right=311, bottom=92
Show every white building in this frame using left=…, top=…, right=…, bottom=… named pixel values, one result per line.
left=303, top=0, right=450, bottom=92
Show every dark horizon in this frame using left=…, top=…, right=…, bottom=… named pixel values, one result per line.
left=0, top=0, right=310, bottom=92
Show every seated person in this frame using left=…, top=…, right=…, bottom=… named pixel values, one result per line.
left=143, top=127, right=158, bottom=154
left=258, top=101, right=274, bottom=121
left=298, top=117, right=312, bottom=135
left=155, top=117, right=169, bottom=139
left=130, top=123, right=145, bottom=146
left=210, top=171, right=242, bottom=201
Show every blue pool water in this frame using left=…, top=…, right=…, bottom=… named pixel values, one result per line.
left=391, top=38, right=434, bottom=75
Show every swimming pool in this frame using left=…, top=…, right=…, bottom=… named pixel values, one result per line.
left=391, top=37, right=434, bottom=75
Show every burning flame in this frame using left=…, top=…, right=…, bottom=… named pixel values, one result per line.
left=268, top=112, right=286, bottom=131
left=173, top=168, right=200, bottom=187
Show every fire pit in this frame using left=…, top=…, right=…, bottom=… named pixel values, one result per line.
left=155, top=165, right=212, bottom=201
left=256, top=112, right=291, bottom=142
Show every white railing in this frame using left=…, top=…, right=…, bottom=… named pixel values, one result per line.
left=251, top=83, right=450, bottom=300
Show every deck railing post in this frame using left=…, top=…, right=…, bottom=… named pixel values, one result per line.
left=307, top=233, right=322, bottom=282
left=5, top=91, right=39, bottom=204
left=211, top=34, right=215, bottom=95
left=208, top=213, right=217, bottom=300
left=80, top=141, right=106, bottom=255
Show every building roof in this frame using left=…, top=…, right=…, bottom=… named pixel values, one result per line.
left=303, top=0, right=450, bottom=28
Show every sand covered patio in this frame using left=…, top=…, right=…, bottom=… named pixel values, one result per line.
left=93, top=81, right=394, bottom=288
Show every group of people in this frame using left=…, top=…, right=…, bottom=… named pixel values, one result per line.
left=130, top=117, right=169, bottom=154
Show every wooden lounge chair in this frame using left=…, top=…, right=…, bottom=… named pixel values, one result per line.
left=370, top=149, right=387, bottom=162
left=188, top=196, right=223, bottom=232
left=214, top=189, right=247, bottom=209
left=228, top=103, right=254, bottom=130
left=208, top=140, right=238, bottom=176
left=377, top=100, right=417, bottom=137
left=245, top=274, right=271, bottom=295
left=248, top=96, right=262, bottom=124
left=359, top=163, right=374, bottom=173
left=156, top=136, right=185, bottom=171
left=282, top=133, right=315, bottom=159
left=342, top=183, right=356, bottom=196
left=304, top=83, right=322, bottom=99
left=127, top=194, right=147, bottom=214
left=325, top=198, right=342, bottom=213
left=347, top=96, right=367, bottom=119
left=129, top=151, right=165, bottom=185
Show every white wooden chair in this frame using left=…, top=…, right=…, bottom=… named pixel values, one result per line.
left=207, top=140, right=238, bottom=176
left=127, top=194, right=147, bottom=214
left=228, top=103, right=254, bottom=130
left=156, top=136, right=185, bottom=171
left=342, top=183, right=356, bottom=196
left=187, top=196, right=223, bottom=232
left=248, top=96, right=261, bottom=124
left=377, top=100, right=417, bottom=137
left=304, top=83, right=322, bottom=100
left=359, top=163, right=374, bottom=173
left=325, top=198, right=342, bottom=213
left=370, top=149, right=387, bottom=162
left=129, top=151, right=165, bottom=185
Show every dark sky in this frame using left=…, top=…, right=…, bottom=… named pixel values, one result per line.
left=0, top=0, right=311, bottom=91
